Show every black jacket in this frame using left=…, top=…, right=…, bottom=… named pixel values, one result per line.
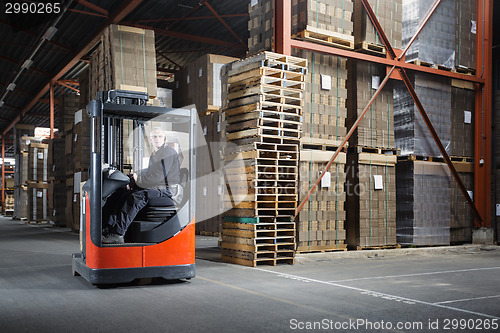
left=136, top=144, right=180, bottom=196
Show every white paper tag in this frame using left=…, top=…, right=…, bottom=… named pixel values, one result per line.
left=203, top=187, right=207, bottom=196
left=471, top=20, right=476, bottom=34
left=187, top=75, right=190, bottom=84
left=74, top=109, right=83, bottom=125
left=26, top=140, right=31, bottom=145
left=218, top=185, right=223, bottom=195
left=496, top=204, right=500, bottom=216
left=320, top=74, right=331, bottom=90
left=373, top=175, right=383, bottom=190
left=321, top=172, right=331, bottom=188
left=73, top=194, right=77, bottom=203
left=37, top=152, right=44, bottom=160
left=74, top=134, right=78, bottom=142
left=372, top=76, right=380, bottom=90
left=199, top=67, right=203, bottom=77
left=203, top=126, right=207, bottom=136
left=467, top=191, right=473, bottom=200
left=37, top=191, right=43, bottom=198
left=251, top=0, right=258, bottom=6
left=217, top=121, right=221, bottom=133
left=464, top=111, right=472, bottom=124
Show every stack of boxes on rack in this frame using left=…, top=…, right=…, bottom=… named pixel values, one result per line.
left=292, top=50, right=348, bottom=252
left=353, top=0, right=402, bottom=53
left=13, top=124, right=33, bottom=220
left=221, top=52, right=306, bottom=266
left=346, top=61, right=398, bottom=249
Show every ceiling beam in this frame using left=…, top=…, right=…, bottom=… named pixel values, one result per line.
left=68, top=8, right=107, bottom=18
left=126, top=13, right=248, bottom=24
left=1, top=0, right=144, bottom=138
left=201, top=0, right=246, bottom=47
left=131, top=23, right=246, bottom=50
left=0, top=54, right=50, bottom=76
left=75, top=0, right=109, bottom=16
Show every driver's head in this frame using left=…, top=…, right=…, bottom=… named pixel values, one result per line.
left=150, top=127, right=166, bottom=151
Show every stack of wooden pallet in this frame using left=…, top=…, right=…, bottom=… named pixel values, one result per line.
left=221, top=52, right=307, bottom=266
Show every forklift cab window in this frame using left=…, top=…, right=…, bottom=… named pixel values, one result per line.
left=95, top=103, right=195, bottom=245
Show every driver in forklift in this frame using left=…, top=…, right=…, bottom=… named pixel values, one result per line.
left=101, top=127, right=181, bottom=244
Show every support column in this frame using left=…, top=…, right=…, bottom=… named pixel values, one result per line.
left=50, top=80, right=55, bottom=139
left=275, top=0, right=291, bottom=55
left=1, top=138, right=4, bottom=213
left=473, top=0, right=493, bottom=243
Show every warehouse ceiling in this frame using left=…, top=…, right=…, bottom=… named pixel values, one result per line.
left=0, top=0, right=249, bottom=157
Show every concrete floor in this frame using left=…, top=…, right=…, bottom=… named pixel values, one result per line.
left=1, top=217, right=499, bottom=333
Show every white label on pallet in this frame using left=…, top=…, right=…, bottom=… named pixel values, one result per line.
left=203, top=126, right=207, bottom=136
left=374, top=175, right=383, bottom=190
left=217, top=121, right=221, bottom=133
left=37, top=191, right=43, bottom=198
left=37, top=152, right=44, bottom=160
left=321, top=172, right=331, bottom=188
left=464, top=111, right=472, bottom=124
left=496, top=204, right=500, bottom=216
left=74, top=134, right=78, bottom=142
left=471, top=20, right=477, bottom=34
left=467, top=191, right=473, bottom=200
left=372, top=76, right=380, bottom=90
left=218, top=185, right=223, bottom=195
left=74, top=109, right=83, bottom=125
left=251, top=0, right=258, bottom=7
left=199, top=67, right=203, bottom=77
left=321, top=74, right=331, bottom=90
left=203, top=187, right=207, bottom=196
left=187, top=75, right=190, bottom=84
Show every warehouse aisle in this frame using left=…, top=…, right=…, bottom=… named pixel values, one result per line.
left=1, top=217, right=499, bottom=333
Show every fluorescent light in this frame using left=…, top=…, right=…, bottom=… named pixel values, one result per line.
left=0, top=101, right=4, bottom=108
left=22, top=59, right=33, bottom=69
left=7, top=83, right=16, bottom=91
left=43, top=27, right=57, bottom=41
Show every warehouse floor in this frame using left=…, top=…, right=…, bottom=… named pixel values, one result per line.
left=1, top=217, right=499, bottom=333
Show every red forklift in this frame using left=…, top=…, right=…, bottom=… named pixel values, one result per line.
left=72, top=90, right=196, bottom=284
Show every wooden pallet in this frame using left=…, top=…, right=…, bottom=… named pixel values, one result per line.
left=227, top=127, right=301, bottom=141
left=226, top=109, right=302, bottom=127
left=450, top=156, right=474, bottom=163
left=295, top=244, right=348, bottom=254
left=228, top=68, right=305, bottom=89
left=352, top=244, right=401, bottom=251
left=221, top=255, right=294, bottom=267
left=452, top=66, right=476, bottom=76
left=225, top=102, right=302, bottom=118
left=355, top=42, right=386, bottom=56
left=397, top=155, right=445, bottom=163
left=408, top=59, right=433, bottom=68
left=293, top=29, right=354, bottom=50
left=228, top=52, right=307, bottom=77
left=350, top=146, right=400, bottom=155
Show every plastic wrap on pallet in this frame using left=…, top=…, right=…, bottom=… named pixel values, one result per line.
left=346, top=153, right=397, bottom=248
left=455, top=0, right=476, bottom=70
left=394, top=72, right=451, bottom=157
left=353, top=0, right=402, bottom=49
left=292, top=0, right=354, bottom=36
left=347, top=60, right=395, bottom=149
left=450, top=86, right=474, bottom=158
left=402, top=0, right=455, bottom=68
left=450, top=171, right=473, bottom=244
left=293, top=49, right=348, bottom=143
left=396, top=160, right=451, bottom=246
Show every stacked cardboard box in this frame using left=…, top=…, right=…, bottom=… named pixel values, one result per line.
left=196, top=111, right=225, bottom=236
left=450, top=164, right=474, bottom=244
left=353, top=0, right=402, bottom=51
left=396, top=159, right=451, bottom=246
left=88, top=24, right=157, bottom=101
left=58, top=94, right=79, bottom=132
left=403, top=0, right=455, bottom=68
left=297, top=150, right=347, bottom=252
left=455, top=0, right=476, bottom=71
left=73, top=109, right=91, bottom=171
left=450, top=85, right=474, bottom=158
left=174, top=54, right=238, bottom=115
left=292, top=0, right=354, bottom=49
left=293, top=50, right=348, bottom=145
left=47, top=137, right=66, bottom=226
left=27, top=182, right=48, bottom=223
left=347, top=60, right=395, bottom=149
left=222, top=52, right=306, bottom=266
left=248, top=0, right=274, bottom=56
left=27, top=143, right=48, bottom=183
left=346, top=152, right=397, bottom=248
left=394, top=72, right=451, bottom=157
